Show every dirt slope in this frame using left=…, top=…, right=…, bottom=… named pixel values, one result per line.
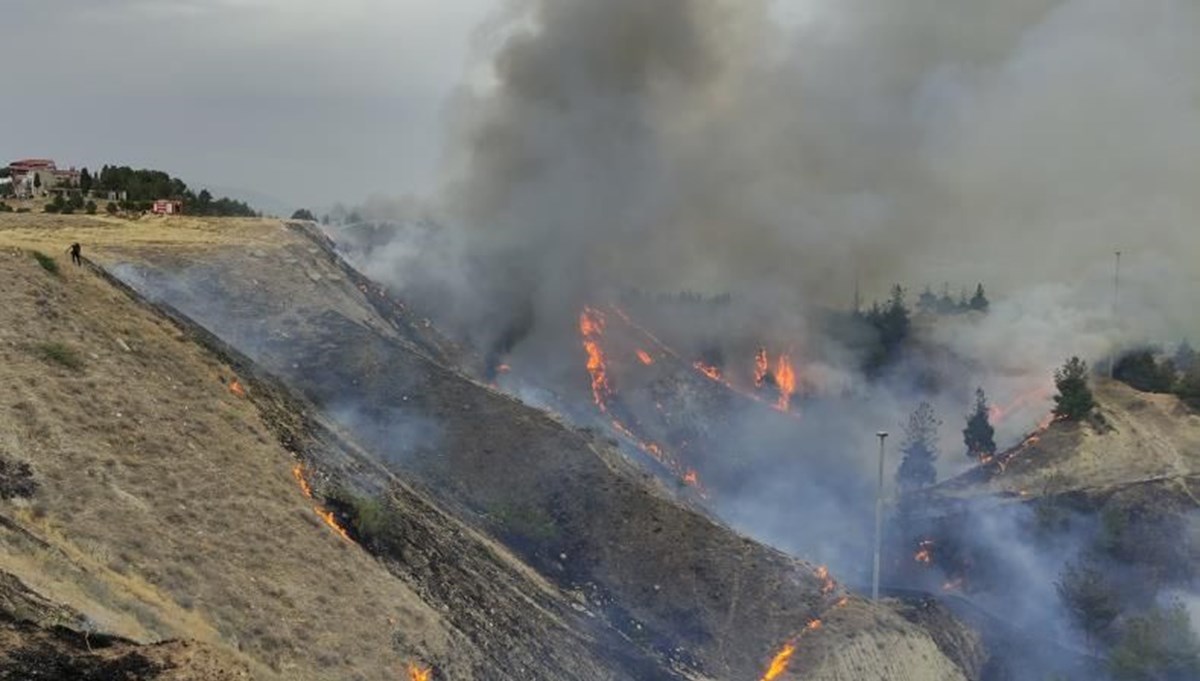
left=0, top=213, right=980, bottom=681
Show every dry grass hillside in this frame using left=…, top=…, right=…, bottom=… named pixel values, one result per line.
left=932, top=380, right=1200, bottom=502
left=0, top=244, right=470, bottom=679
left=0, top=213, right=982, bottom=681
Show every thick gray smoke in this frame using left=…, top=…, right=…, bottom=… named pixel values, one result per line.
left=410, top=0, right=1200, bottom=344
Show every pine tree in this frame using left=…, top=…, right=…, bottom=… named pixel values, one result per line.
left=963, top=388, right=996, bottom=462
left=897, top=402, right=940, bottom=491
left=79, top=168, right=92, bottom=194
left=917, top=286, right=937, bottom=314
left=1053, top=357, right=1096, bottom=421
left=33, top=173, right=41, bottom=190
left=969, top=284, right=989, bottom=312
left=1174, top=340, right=1196, bottom=374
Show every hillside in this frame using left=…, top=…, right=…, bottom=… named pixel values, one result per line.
left=930, top=380, right=1200, bottom=503
left=0, top=212, right=981, bottom=680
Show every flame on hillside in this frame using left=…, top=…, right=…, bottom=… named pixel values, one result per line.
left=291, top=463, right=354, bottom=543
left=774, top=354, right=796, bottom=411
left=989, top=385, right=1055, bottom=426
left=579, top=307, right=704, bottom=492
left=228, top=379, right=247, bottom=398
left=914, top=540, right=934, bottom=565
left=759, top=642, right=796, bottom=681
left=694, top=361, right=722, bottom=381
left=580, top=307, right=614, bottom=412
left=407, top=663, right=432, bottom=681
left=754, top=348, right=770, bottom=387
left=757, top=568, right=849, bottom=680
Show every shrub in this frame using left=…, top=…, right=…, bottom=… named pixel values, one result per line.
left=34, top=342, right=84, bottom=370
left=1110, top=604, right=1200, bottom=680
left=85, top=200, right=97, bottom=215
left=1057, top=562, right=1121, bottom=645
left=105, top=202, right=118, bottom=215
left=1114, top=350, right=1175, bottom=393
left=44, top=203, right=60, bottom=214
left=31, top=251, right=59, bottom=275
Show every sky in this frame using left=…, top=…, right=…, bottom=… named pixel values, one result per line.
left=2, top=0, right=496, bottom=211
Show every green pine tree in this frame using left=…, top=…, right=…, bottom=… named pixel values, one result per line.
left=963, top=388, right=996, bottom=462
left=1053, top=357, right=1096, bottom=421
left=897, top=402, right=940, bottom=491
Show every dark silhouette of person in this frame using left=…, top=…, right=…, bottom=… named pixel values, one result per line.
left=67, top=243, right=82, bottom=267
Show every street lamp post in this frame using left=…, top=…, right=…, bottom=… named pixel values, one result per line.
left=1110, top=251, right=1121, bottom=379
left=872, top=431, right=889, bottom=601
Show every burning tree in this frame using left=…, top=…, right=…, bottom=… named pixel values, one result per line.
left=897, top=402, right=940, bottom=491
left=962, top=388, right=996, bottom=462
left=1053, top=357, right=1096, bottom=421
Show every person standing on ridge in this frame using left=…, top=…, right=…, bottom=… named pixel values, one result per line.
left=67, top=243, right=82, bottom=267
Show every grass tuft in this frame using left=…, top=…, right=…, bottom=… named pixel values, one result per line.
left=32, top=251, right=59, bottom=276
left=35, top=342, right=84, bottom=370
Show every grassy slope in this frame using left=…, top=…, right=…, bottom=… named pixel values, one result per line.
left=0, top=244, right=462, bottom=679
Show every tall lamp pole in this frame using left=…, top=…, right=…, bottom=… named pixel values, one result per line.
left=1110, top=251, right=1122, bottom=379
left=872, top=431, right=889, bottom=601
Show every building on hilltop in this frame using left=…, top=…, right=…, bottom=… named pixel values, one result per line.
left=6, top=159, right=82, bottom=199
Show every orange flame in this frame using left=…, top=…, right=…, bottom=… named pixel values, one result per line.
left=989, top=385, right=1055, bottom=426
left=775, top=354, right=796, bottom=412
left=291, top=464, right=314, bottom=499
left=693, top=361, right=722, bottom=381
left=407, top=663, right=432, bottom=681
left=636, top=350, right=655, bottom=366
left=760, top=642, right=796, bottom=681
left=758, top=585, right=849, bottom=681
left=914, top=540, right=934, bottom=565
left=815, top=566, right=836, bottom=594
left=683, top=469, right=700, bottom=487
left=291, top=463, right=353, bottom=543
left=942, top=577, right=964, bottom=592
left=580, top=308, right=613, bottom=412
left=228, top=379, right=246, bottom=398
left=497, top=364, right=512, bottom=374
left=754, top=348, right=770, bottom=387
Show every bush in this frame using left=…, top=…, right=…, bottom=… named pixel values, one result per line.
left=105, top=202, right=118, bottom=215
left=1057, top=562, right=1121, bottom=644
left=44, top=203, right=60, bottom=214
left=34, top=342, right=84, bottom=370
left=31, top=251, right=59, bottom=275
left=291, top=208, right=316, bottom=221
left=1110, top=604, right=1200, bottom=680
left=1114, top=350, right=1175, bottom=393
left=0, top=203, right=13, bottom=213
left=85, top=200, right=97, bottom=215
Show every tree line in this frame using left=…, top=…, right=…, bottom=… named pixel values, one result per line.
left=94, top=166, right=256, bottom=217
